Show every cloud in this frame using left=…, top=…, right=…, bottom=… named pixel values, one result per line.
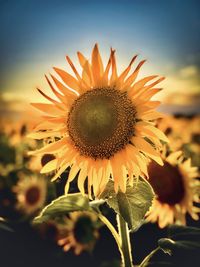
left=179, top=65, right=199, bottom=78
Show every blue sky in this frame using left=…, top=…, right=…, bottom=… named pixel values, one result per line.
left=0, top=0, right=200, bottom=101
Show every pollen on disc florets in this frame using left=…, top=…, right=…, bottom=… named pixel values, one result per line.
left=67, top=87, right=137, bottom=159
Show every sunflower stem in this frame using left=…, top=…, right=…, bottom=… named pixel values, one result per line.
left=97, top=213, right=122, bottom=254
left=117, top=214, right=133, bottom=267
left=139, top=247, right=160, bottom=267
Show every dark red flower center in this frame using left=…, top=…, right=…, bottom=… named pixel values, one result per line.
left=25, top=186, right=41, bottom=205
left=148, top=161, right=185, bottom=205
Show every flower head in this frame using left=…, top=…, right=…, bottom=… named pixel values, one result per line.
left=58, top=211, right=99, bottom=255
left=146, top=150, right=200, bottom=228
left=29, top=44, right=167, bottom=197
left=14, top=175, right=47, bottom=215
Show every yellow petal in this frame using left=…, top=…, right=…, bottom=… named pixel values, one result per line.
left=51, top=160, right=71, bottom=182
left=77, top=162, right=88, bottom=195
left=102, top=50, right=112, bottom=86
left=37, top=88, right=65, bottom=109
left=31, top=103, right=66, bottom=116
left=144, top=76, right=165, bottom=90
left=50, top=74, right=78, bottom=99
left=66, top=55, right=87, bottom=93
left=131, top=75, right=158, bottom=92
left=125, top=144, right=148, bottom=177
left=110, top=48, right=118, bottom=85
left=77, top=51, right=87, bottom=67
left=135, top=122, right=169, bottom=142
left=91, top=43, right=104, bottom=86
left=82, top=60, right=93, bottom=87
left=138, top=88, right=162, bottom=101
left=53, top=67, right=80, bottom=92
left=68, top=163, right=80, bottom=183
left=40, top=158, right=58, bottom=173
left=29, top=137, right=68, bottom=155
left=123, top=60, right=146, bottom=89
left=45, top=75, right=68, bottom=105
left=132, top=136, right=163, bottom=165
left=117, top=55, right=138, bottom=86
left=138, top=111, right=163, bottom=120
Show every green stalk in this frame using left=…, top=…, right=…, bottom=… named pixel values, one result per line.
left=98, top=213, right=122, bottom=254
left=117, top=215, right=133, bottom=267
left=139, top=247, right=160, bottom=267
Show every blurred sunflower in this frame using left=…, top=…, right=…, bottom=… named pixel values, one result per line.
left=157, top=115, right=200, bottom=151
left=58, top=211, right=99, bottom=255
left=29, top=44, right=167, bottom=197
left=14, top=176, right=47, bottom=215
left=146, top=151, right=200, bottom=228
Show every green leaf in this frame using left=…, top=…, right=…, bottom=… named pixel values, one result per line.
left=34, top=193, right=91, bottom=223
left=158, top=225, right=200, bottom=254
left=100, top=178, right=154, bottom=231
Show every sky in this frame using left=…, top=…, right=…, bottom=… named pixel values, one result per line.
left=0, top=0, right=200, bottom=104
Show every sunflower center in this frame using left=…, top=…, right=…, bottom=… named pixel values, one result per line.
left=74, top=216, right=95, bottom=244
left=25, top=186, right=41, bottom=205
left=148, top=161, right=185, bottom=205
left=67, top=88, right=136, bottom=159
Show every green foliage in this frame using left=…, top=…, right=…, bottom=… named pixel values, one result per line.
left=34, top=193, right=91, bottom=223
left=158, top=225, right=200, bottom=254
left=100, top=178, right=154, bottom=231
left=140, top=225, right=200, bottom=267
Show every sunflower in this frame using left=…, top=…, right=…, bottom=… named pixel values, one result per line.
left=29, top=44, right=167, bottom=197
left=146, top=150, right=200, bottom=228
left=14, top=175, right=47, bottom=215
left=157, top=115, right=200, bottom=151
left=58, top=211, right=99, bottom=255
